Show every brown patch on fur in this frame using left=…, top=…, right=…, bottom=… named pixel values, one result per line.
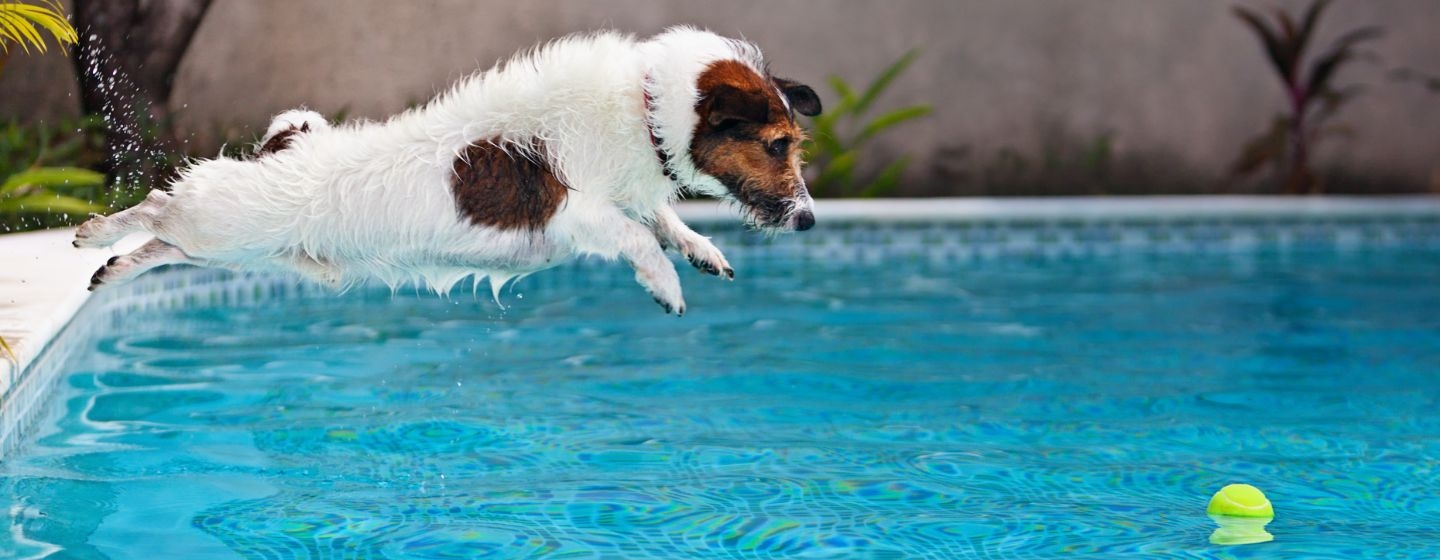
left=689, top=60, right=809, bottom=225
left=694, top=60, right=796, bottom=126
left=450, top=140, right=568, bottom=230
left=256, top=123, right=309, bottom=157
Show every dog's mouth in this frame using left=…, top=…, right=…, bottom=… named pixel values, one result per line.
left=735, top=194, right=815, bottom=233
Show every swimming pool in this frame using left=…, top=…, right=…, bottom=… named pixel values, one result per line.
left=2, top=201, right=1439, bottom=558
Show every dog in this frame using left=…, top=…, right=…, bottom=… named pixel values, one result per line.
left=74, top=27, right=822, bottom=315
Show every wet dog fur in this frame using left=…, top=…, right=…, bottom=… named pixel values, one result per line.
left=74, top=27, right=821, bottom=315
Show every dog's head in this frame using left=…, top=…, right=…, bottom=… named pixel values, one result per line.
left=689, top=60, right=822, bottom=232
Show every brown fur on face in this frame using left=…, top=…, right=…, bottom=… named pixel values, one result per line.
left=450, top=140, right=569, bottom=230
left=689, top=60, right=815, bottom=227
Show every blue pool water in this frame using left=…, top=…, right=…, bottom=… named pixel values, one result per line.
left=3, top=246, right=1440, bottom=558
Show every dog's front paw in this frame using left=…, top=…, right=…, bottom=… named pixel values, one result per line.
left=651, top=294, right=685, bottom=316
left=73, top=215, right=111, bottom=249
left=640, top=275, right=686, bottom=316
left=679, top=236, right=734, bottom=280
left=647, top=284, right=685, bottom=316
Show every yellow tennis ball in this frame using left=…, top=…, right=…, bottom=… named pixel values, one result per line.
left=1207, top=484, right=1274, bottom=518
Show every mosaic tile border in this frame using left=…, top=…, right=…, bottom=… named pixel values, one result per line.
left=3, top=197, right=1439, bottom=457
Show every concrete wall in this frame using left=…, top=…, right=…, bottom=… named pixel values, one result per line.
left=3, top=0, right=1438, bottom=194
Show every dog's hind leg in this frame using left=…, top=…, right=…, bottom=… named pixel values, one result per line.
left=287, top=251, right=344, bottom=289
left=74, top=190, right=171, bottom=249
left=88, top=238, right=195, bottom=291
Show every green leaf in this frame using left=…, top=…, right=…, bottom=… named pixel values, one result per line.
left=810, top=129, right=844, bottom=160
left=813, top=150, right=858, bottom=193
left=854, top=105, right=932, bottom=147
left=0, top=334, right=15, bottom=365
left=7, top=1, right=77, bottom=46
left=5, top=6, right=51, bottom=52
left=827, top=75, right=858, bottom=115
left=44, top=134, right=85, bottom=163
left=859, top=156, right=910, bottom=198
left=3, top=167, right=105, bottom=194
left=854, top=49, right=920, bottom=117
left=0, top=11, right=41, bottom=54
left=0, top=193, right=110, bottom=215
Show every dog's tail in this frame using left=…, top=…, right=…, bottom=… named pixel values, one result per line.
left=253, top=109, right=330, bottom=158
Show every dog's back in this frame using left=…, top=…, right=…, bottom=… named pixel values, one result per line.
left=157, top=32, right=652, bottom=287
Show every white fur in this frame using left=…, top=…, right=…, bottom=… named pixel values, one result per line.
left=262, top=109, right=329, bottom=142
left=75, top=27, right=811, bottom=314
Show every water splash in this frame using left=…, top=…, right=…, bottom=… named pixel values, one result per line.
left=76, top=29, right=177, bottom=212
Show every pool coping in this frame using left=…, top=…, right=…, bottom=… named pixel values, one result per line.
left=1, top=195, right=1437, bottom=411
left=674, top=195, right=1440, bottom=222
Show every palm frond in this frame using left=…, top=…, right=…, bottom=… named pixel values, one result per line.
left=854, top=49, right=919, bottom=117
left=859, top=156, right=910, bottom=198
left=0, top=0, right=78, bottom=54
left=813, top=150, right=858, bottom=193
left=0, top=11, right=44, bottom=54
left=0, top=192, right=111, bottom=215
left=0, top=334, right=15, bottom=366
left=803, top=50, right=928, bottom=197
left=854, top=105, right=933, bottom=147
left=2, top=166, right=105, bottom=195
left=827, top=75, right=858, bottom=115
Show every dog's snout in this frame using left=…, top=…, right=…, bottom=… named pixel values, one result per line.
left=794, top=210, right=815, bottom=231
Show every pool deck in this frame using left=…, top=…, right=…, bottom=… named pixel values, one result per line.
left=0, top=230, right=146, bottom=394
left=2, top=195, right=1438, bottom=394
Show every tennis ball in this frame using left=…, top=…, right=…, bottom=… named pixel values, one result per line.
left=1207, top=484, right=1274, bottom=518
left=1209, top=515, right=1274, bottom=546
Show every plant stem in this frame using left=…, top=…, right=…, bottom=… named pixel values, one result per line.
left=1287, top=84, right=1310, bottom=193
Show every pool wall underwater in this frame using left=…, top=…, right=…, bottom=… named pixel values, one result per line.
left=3, top=196, right=1439, bottom=458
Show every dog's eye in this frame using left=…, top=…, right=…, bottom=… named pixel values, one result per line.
left=764, top=138, right=791, bottom=158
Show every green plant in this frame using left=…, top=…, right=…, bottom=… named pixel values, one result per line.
left=0, top=332, right=14, bottom=364
left=0, top=116, right=134, bottom=231
left=1231, top=0, right=1381, bottom=194
left=804, top=49, right=932, bottom=198
left=1, top=166, right=108, bottom=219
left=0, top=1, right=115, bottom=231
left=0, top=0, right=78, bottom=77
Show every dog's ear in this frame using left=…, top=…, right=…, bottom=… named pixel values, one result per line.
left=774, top=78, right=822, bottom=117
left=703, top=84, right=772, bottom=129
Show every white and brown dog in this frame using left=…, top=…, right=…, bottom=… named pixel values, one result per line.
left=74, top=27, right=821, bottom=315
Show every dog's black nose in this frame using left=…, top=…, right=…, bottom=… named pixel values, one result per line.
left=794, top=210, right=815, bottom=231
